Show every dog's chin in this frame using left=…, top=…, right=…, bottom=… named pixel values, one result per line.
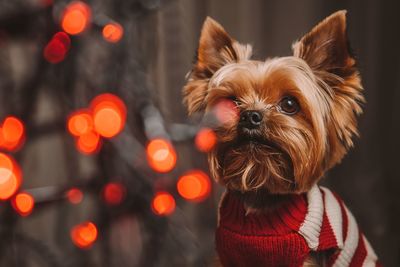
left=211, top=134, right=296, bottom=195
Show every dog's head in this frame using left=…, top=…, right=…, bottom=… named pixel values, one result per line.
left=183, top=11, right=363, bottom=194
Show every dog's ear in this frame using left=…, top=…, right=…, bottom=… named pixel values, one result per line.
left=183, top=17, right=252, bottom=114
left=293, top=10, right=364, bottom=167
left=292, top=10, right=355, bottom=76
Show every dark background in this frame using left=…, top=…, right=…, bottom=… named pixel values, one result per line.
left=0, top=0, right=399, bottom=266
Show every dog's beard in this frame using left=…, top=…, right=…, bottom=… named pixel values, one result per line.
left=209, top=136, right=296, bottom=194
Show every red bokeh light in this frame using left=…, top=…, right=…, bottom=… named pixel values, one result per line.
left=2, top=117, right=24, bottom=143
left=67, top=110, right=93, bottom=136
left=90, top=94, right=127, bottom=138
left=0, top=116, right=25, bottom=151
left=43, top=32, right=71, bottom=64
left=66, top=187, right=83, bottom=204
left=151, top=192, right=175, bottom=216
left=61, top=1, right=91, bottom=35
left=102, top=182, right=125, bottom=205
left=177, top=170, right=211, bottom=202
left=0, top=153, right=22, bottom=200
left=213, top=99, right=239, bottom=124
left=44, top=39, right=67, bottom=64
left=195, top=128, right=217, bottom=152
left=53, top=32, right=71, bottom=50
left=12, top=192, right=35, bottom=216
left=146, top=139, right=177, bottom=173
left=76, top=130, right=101, bottom=154
left=102, top=23, right=124, bottom=43
left=71, top=221, right=98, bottom=249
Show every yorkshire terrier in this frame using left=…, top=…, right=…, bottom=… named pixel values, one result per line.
left=183, top=10, right=380, bottom=267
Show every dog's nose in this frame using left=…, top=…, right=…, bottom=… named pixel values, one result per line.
left=239, top=110, right=263, bottom=128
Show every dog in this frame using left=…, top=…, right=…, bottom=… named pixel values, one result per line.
left=183, top=10, right=380, bottom=267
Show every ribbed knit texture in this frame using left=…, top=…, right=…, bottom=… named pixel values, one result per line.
left=216, top=185, right=381, bottom=267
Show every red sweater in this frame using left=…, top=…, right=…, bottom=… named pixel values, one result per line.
left=216, top=185, right=380, bottom=267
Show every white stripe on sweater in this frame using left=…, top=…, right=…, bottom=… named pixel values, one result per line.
left=320, top=187, right=344, bottom=248
left=298, top=185, right=324, bottom=250
left=333, top=205, right=359, bottom=267
left=362, top=235, right=378, bottom=266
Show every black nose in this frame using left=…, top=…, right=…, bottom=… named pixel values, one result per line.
left=239, top=110, right=263, bottom=128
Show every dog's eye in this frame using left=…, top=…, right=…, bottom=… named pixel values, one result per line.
left=278, top=96, right=300, bottom=115
left=227, top=96, right=240, bottom=106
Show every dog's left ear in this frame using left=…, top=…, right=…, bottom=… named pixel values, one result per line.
left=293, top=10, right=364, bottom=167
left=183, top=17, right=252, bottom=115
left=293, top=10, right=355, bottom=77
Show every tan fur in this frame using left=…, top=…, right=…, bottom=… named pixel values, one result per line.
left=183, top=11, right=362, bottom=266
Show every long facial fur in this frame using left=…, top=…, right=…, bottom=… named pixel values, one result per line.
left=183, top=11, right=363, bottom=196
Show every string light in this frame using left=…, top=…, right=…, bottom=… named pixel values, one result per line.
left=0, top=116, right=25, bottom=151
left=76, top=130, right=101, bottom=154
left=0, top=153, right=22, bottom=200
left=52, top=32, right=71, bottom=51
left=61, top=1, right=91, bottom=35
left=43, top=32, right=71, bottom=64
left=102, top=182, right=125, bottom=205
left=90, top=93, right=127, bottom=138
left=66, top=188, right=84, bottom=204
left=146, top=139, right=177, bottom=173
left=71, top=221, right=98, bottom=249
left=67, top=110, right=93, bottom=136
left=102, top=23, right=124, bottom=43
left=12, top=192, right=35, bottom=216
left=151, top=192, right=175, bottom=216
left=43, top=38, right=67, bottom=63
left=177, top=170, right=211, bottom=202
left=195, top=128, right=217, bottom=152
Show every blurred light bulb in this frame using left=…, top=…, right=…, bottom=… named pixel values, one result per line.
left=67, top=110, right=93, bottom=136
left=61, top=1, right=91, bottom=35
left=71, top=221, right=98, bottom=249
left=195, top=128, right=217, bottom=152
left=66, top=188, right=83, bottom=204
left=102, top=182, right=125, bottom=205
left=213, top=99, right=239, bottom=125
left=177, top=170, right=211, bottom=202
left=76, top=130, right=101, bottom=154
left=146, top=139, right=177, bottom=173
left=0, top=153, right=21, bottom=200
left=0, top=116, right=25, bottom=151
left=102, top=23, right=124, bottom=43
left=90, top=94, right=126, bottom=138
left=12, top=192, right=34, bottom=216
left=151, top=191, right=175, bottom=216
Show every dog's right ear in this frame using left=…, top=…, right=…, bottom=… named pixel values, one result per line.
left=183, top=17, right=252, bottom=115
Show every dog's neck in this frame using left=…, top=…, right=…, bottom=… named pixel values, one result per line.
left=234, top=189, right=296, bottom=214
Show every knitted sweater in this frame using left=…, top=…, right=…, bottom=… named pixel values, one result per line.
left=216, top=185, right=380, bottom=267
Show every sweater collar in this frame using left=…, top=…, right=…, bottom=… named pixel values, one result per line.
left=218, top=185, right=343, bottom=251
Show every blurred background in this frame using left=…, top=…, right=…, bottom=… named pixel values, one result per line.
left=0, top=0, right=399, bottom=266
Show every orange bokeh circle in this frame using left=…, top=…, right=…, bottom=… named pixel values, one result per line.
left=67, top=110, right=93, bottom=136
left=12, top=192, right=35, bottom=216
left=71, top=221, right=98, bottom=249
left=177, top=170, right=211, bottom=202
left=195, top=128, right=217, bottom=152
left=146, top=139, right=177, bottom=173
left=61, top=1, right=91, bottom=35
left=0, top=153, right=22, bottom=200
left=76, top=131, right=101, bottom=154
left=151, top=192, right=175, bottom=216
left=102, top=23, right=124, bottom=43
left=66, top=187, right=84, bottom=204
left=90, top=94, right=127, bottom=138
